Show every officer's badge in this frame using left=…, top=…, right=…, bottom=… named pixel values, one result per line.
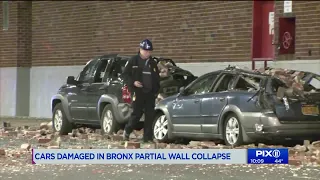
left=132, top=93, right=136, bottom=101
left=153, top=68, right=156, bottom=72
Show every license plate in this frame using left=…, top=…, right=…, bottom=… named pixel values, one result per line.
left=301, top=105, right=319, bottom=115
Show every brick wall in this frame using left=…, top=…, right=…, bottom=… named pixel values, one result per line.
left=31, top=1, right=253, bottom=66
left=0, top=1, right=319, bottom=67
left=0, top=1, right=18, bottom=67
left=0, top=1, right=31, bottom=67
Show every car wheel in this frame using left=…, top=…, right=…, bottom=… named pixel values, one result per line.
left=52, top=103, right=73, bottom=135
left=153, top=113, right=170, bottom=143
left=223, top=114, right=243, bottom=146
left=101, top=104, right=120, bottom=135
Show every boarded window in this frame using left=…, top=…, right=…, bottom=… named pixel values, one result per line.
left=3, top=1, right=9, bottom=31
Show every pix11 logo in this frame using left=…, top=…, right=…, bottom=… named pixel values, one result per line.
left=255, top=149, right=281, bottom=158
left=247, top=148, right=288, bottom=164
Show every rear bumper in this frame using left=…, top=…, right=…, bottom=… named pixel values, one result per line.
left=247, top=126, right=320, bottom=140
left=244, top=112, right=320, bottom=140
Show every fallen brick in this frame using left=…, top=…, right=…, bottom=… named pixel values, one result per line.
left=312, top=140, right=320, bottom=147
left=189, top=141, right=201, bottom=147
left=125, top=141, right=140, bottom=149
left=289, top=159, right=302, bottom=166
left=200, top=141, right=216, bottom=147
left=6, top=131, right=18, bottom=136
left=15, top=127, right=22, bottom=131
left=28, top=127, right=38, bottom=131
left=88, top=134, right=102, bottom=141
left=95, top=129, right=102, bottom=135
left=47, top=146, right=60, bottom=149
left=201, top=145, right=209, bottom=149
left=78, top=128, right=85, bottom=134
left=0, top=131, right=9, bottom=137
left=38, top=138, right=52, bottom=144
left=113, top=145, right=125, bottom=149
left=23, top=130, right=38, bottom=136
left=304, top=140, right=311, bottom=147
left=46, top=134, right=54, bottom=140
left=12, top=152, right=21, bottom=158
left=293, top=144, right=307, bottom=152
left=39, top=129, right=47, bottom=136
left=40, top=122, right=49, bottom=130
left=111, top=135, right=123, bottom=141
left=156, top=143, right=167, bottom=149
left=142, top=143, right=156, bottom=149
left=117, top=129, right=124, bottom=135
left=79, top=134, right=88, bottom=139
left=258, top=143, right=268, bottom=148
left=21, top=143, right=31, bottom=151
left=4, top=127, right=14, bottom=131
left=85, top=128, right=95, bottom=134
left=0, top=149, right=5, bottom=156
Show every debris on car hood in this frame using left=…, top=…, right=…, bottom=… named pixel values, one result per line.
left=153, top=57, right=197, bottom=102
left=255, top=67, right=320, bottom=99
left=154, top=57, right=195, bottom=78
left=225, top=65, right=319, bottom=100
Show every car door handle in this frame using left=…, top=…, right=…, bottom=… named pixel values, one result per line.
left=219, top=97, right=225, bottom=102
left=194, top=99, right=200, bottom=103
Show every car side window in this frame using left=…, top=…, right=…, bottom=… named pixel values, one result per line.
left=94, top=59, right=110, bottom=83
left=78, top=59, right=99, bottom=83
left=214, top=74, right=237, bottom=92
left=110, top=58, right=129, bottom=79
left=185, top=74, right=218, bottom=95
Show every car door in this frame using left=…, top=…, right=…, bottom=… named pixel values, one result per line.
left=68, top=59, right=99, bottom=121
left=171, top=74, right=217, bottom=133
left=86, top=58, right=111, bottom=122
left=201, top=73, right=238, bottom=134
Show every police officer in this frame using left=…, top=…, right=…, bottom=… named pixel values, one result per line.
left=122, top=39, right=160, bottom=143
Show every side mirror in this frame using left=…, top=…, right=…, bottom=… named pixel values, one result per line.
left=179, top=86, right=185, bottom=95
left=66, top=76, right=77, bottom=85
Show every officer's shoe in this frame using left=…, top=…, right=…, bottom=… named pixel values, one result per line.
left=123, top=131, right=130, bottom=141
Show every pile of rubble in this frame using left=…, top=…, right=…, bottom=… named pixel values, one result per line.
left=255, top=67, right=319, bottom=97
left=1, top=121, right=320, bottom=166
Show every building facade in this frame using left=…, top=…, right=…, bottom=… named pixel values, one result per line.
left=0, top=1, right=319, bottom=118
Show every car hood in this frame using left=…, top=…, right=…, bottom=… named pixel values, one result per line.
left=157, top=94, right=179, bottom=106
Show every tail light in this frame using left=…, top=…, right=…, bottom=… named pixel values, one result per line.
left=121, top=85, right=132, bottom=104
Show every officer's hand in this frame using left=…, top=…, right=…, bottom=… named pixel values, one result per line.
left=134, top=81, right=143, bottom=88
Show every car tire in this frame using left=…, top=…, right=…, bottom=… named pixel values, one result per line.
left=101, top=104, right=120, bottom=135
left=52, top=103, right=73, bottom=135
left=223, top=114, right=244, bottom=147
left=152, top=113, right=170, bottom=143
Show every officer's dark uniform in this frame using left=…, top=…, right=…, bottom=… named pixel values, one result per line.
left=122, top=39, right=160, bottom=142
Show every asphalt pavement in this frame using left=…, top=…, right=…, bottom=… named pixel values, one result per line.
left=1, top=163, right=320, bottom=180
left=1, top=118, right=320, bottom=180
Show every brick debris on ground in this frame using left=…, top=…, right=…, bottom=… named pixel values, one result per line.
left=1, top=119, right=320, bottom=169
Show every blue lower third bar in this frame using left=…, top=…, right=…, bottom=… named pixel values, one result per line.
left=247, top=148, right=289, bottom=164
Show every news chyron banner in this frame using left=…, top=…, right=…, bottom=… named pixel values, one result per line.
left=32, top=148, right=289, bottom=164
